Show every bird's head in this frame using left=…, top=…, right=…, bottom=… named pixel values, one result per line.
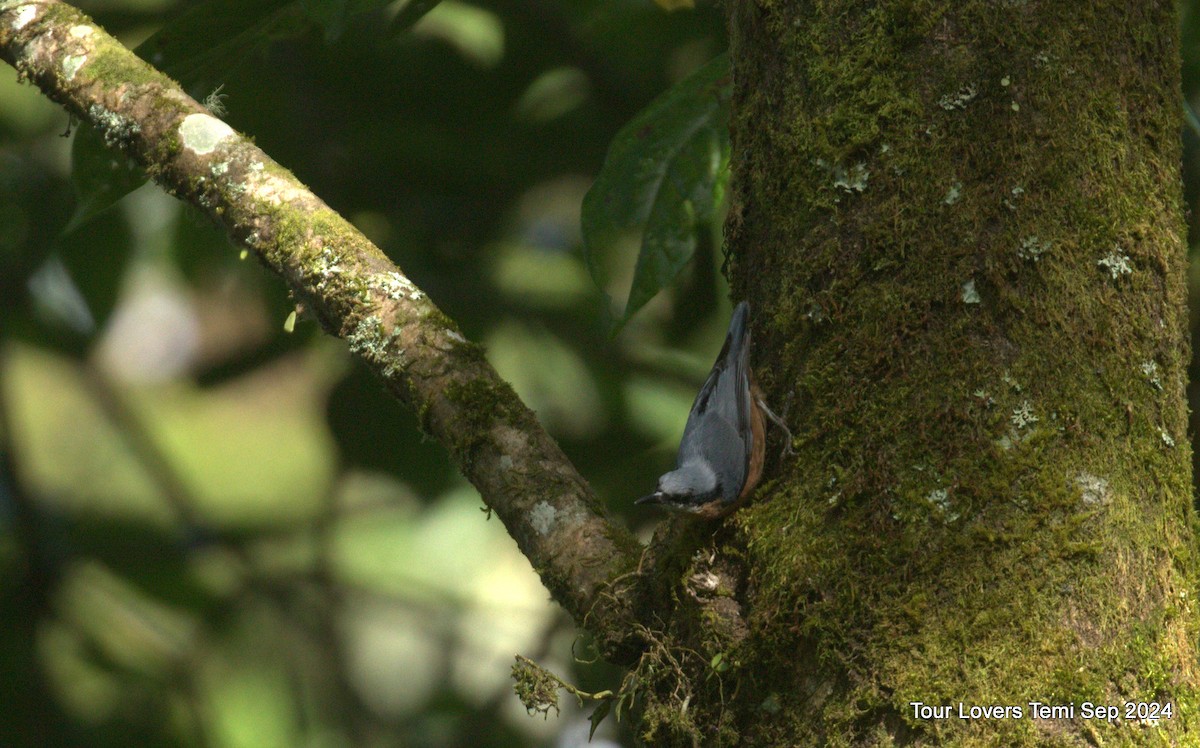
left=636, top=462, right=725, bottom=517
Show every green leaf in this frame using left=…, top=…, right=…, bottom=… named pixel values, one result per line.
left=581, top=54, right=731, bottom=330
left=54, top=211, right=132, bottom=336
left=710, top=651, right=730, bottom=672
left=301, top=0, right=351, bottom=40
left=303, top=0, right=397, bottom=41
left=588, top=699, right=611, bottom=741
left=64, top=123, right=146, bottom=234
left=389, top=0, right=443, bottom=34
left=137, top=0, right=298, bottom=87
left=615, top=689, right=633, bottom=722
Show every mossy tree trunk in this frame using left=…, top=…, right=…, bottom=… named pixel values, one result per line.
left=656, top=0, right=1200, bottom=744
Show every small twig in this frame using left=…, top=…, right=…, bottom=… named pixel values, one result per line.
left=512, top=653, right=614, bottom=718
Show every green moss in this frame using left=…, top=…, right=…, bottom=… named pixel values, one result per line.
left=670, top=0, right=1200, bottom=743
left=78, top=42, right=165, bottom=91
left=443, top=377, right=514, bottom=461
left=511, top=656, right=563, bottom=717
left=421, top=307, right=461, bottom=335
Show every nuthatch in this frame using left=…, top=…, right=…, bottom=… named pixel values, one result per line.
left=637, top=301, right=792, bottom=519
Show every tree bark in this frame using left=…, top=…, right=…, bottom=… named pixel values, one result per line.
left=697, top=0, right=1199, bottom=743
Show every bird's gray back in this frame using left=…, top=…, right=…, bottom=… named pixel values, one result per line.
left=676, top=302, right=753, bottom=502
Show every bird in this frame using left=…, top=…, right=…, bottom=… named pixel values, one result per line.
left=637, top=301, right=792, bottom=519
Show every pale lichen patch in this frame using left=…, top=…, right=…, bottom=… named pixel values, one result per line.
left=926, top=488, right=957, bottom=521
left=832, top=162, right=869, bottom=194
left=62, top=54, right=86, bottom=82
left=11, top=4, right=40, bottom=30
left=996, top=397, right=1038, bottom=451
left=312, top=247, right=343, bottom=288
left=245, top=169, right=306, bottom=207
left=1098, top=247, right=1133, bottom=280
left=530, top=501, right=557, bottom=536
left=68, top=24, right=93, bottom=38
left=1140, top=360, right=1163, bottom=391
left=179, top=113, right=235, bottom=155
left=371, top=271, right=425, bottom=301
left=961, top=279, right=981, bottom=304
left=1002, top=185, right=1025, bottom=211
left=87, top=104, right=140, bottom=147
left=1075, top=472, right=1109, bottom=506
left=346, top=315, right=384, bottom=359
left=1011, top=401, right=1038, bottom=429
left=494, top=424, right=531, bottom=457
left=943, top=181, right=962, bottom=205
left=1018, top=236, right=1051, bottom=262
left=938, top=83, right=978, bottom=110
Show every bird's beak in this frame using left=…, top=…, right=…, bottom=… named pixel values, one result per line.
left=636, top=491, right=664, bottom=506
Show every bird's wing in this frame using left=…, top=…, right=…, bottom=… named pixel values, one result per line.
left=677, top=302, right=753, bottom=501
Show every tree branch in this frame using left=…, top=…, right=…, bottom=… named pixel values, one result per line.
left=0, top=0, right=643, bottom=657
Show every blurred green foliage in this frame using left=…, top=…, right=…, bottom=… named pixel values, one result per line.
left=581, top=53, right=730, bottom=330
left=0, top=0, right=730, bottom=745
left=5, top=1, right=1200, bottom=746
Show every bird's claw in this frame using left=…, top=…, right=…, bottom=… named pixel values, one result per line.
left=756, top=393, right=796, bottom=460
